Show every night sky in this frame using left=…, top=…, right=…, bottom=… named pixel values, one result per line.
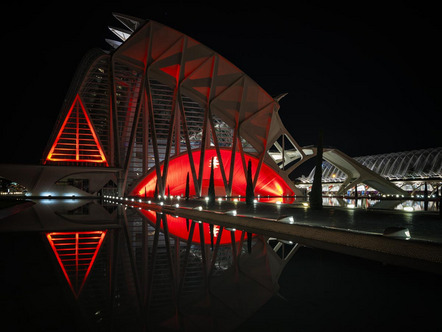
left=2, top=1, right=441, bottom=169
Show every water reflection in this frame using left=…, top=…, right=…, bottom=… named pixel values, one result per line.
left=37, top=200, right=288, bottom=331
left=2, top=196, right=440, bottom=330
left=321, top=197, right=439, bottom=211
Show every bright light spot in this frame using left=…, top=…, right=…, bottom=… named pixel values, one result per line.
left=253, top=199, right=258, bottom=204
left=205, top=197, right=209, bottom=201
left=233, top=198, right=238, bottom=202
left=159, top=202, right=164, bottom=206
left=348, top=204, right=355, bottom=208
left=175, top=204, right=179, bottom=208
left=218, top=197, right=223, bottom=202
left=302, top=202, right=309, bottom=207
left=404, top=206, right=414, bottom=212
left=226, top=210, right=237, bottom=216
left=213, top=225, right=220, bottom=237
left=276, top=201, right=282, bottom=205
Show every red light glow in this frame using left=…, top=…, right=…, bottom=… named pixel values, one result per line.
left=45, top=94, right=108, bottom=165
left=46, top=231, right=107, bottom=298
left=131, top=149, right=294, bottom=197
left=140, top=209, right=242, bottom=244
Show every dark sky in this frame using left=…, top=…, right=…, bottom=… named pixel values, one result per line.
left=2, top=1, right=441, bottom=167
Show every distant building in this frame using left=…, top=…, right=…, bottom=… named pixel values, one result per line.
left=298, top=147, right=442, bottom=196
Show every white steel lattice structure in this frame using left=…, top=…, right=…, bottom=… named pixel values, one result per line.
left=308, top=147, right=442, bottom=183
left=301, top=147, right=441, bottom=195
left=42, top=13, right=305, bottom=197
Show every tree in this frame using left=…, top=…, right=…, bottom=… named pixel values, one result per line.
left=208, top=157, right=215, bottom=206
left=246, top=160, right=254, bottom=205
left=185, top=172, right=190, bottom=200
left=309, top=130, right=323, bottom=210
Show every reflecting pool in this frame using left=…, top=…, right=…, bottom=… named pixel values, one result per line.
left=1, top=198, right=441, bottom=331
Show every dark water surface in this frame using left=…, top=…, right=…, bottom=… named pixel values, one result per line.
left=1, top=199, right=441, bottom=331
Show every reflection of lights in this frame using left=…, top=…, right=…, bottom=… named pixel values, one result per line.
left=233, top=198, right=238, bottom=202
left=41, top=199, right=55, bottom=204
left=278, top=239, right=294, bottom=245
left=347, top=204, right=355, bottom=208
left=302, top=202, right=309, bottom=207
left=404, top=206, right=414, bottom=212
left=46, top=231, right=106, bottom=298
left=276, top=201, right=282, bottom=205
left=277, top=216, right=294, bottom=224
left=205, top=197, right=209, bottom=201
left=218, top=197, right=223, bottom=202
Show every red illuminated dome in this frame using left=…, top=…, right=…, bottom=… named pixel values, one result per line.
left=131, top=148, right=294, bottom=197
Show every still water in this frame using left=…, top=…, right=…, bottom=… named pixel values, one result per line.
left=1, top=198, right=441, bottom=331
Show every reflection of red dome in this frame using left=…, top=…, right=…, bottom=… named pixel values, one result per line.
left=131, top=148, right=294, bottom=198
left=140, top=209, right=243, bottom=244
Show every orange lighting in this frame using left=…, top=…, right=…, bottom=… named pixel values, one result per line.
left=46, top=231, right=107, bottom=298
left=45, top=94, right=108, bottom=165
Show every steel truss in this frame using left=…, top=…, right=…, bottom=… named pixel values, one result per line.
left=43, top=14, right=304, bottom=197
